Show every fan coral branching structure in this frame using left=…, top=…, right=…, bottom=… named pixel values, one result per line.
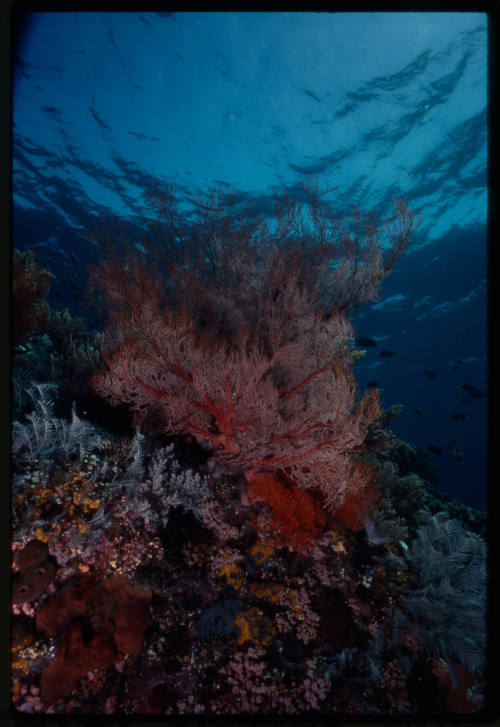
left=401, top=512, right=486, bottom=689
left=90, top=188, right=418, bottom=516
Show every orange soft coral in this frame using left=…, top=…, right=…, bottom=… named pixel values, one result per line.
left=245, top=470, right=326, bottom=554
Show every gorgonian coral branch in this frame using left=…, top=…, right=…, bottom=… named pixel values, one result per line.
left=89, top=188, right=418, bottom=514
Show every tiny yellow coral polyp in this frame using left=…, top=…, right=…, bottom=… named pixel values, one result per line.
left=217, top=562, right=244, bottom=591
left=250, top=542, right=275, bottom=564
left=235, top=607, right=276, bottom=647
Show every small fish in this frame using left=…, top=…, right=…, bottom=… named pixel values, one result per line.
left=366, top=380, right=379, bottom=389
left=355, top=336, right=377, bottom=347
left=428, top=445, right=442, bottom=455
left=412, top=408, right=425, bottom=418
left=448, top=442, right=465, bottom=463
left=40, top=104, right=61, bottom=115
left=450, top=413, right=469, bottom=422
left=424, top=369, right=437, bottom=379
left=450, top=359, right=465, bottom=370
left=378, top=349, right=395, bottom=358
left=457, top=383, right=486, bottom=397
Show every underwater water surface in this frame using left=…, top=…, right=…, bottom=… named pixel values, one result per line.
left=10, top=11, right=488, bottom=717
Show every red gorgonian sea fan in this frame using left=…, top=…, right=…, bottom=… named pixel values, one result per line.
left=89, top=187, right=419, bottom=514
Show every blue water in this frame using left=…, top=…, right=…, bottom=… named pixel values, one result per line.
left=12, top=12, right=487, bottom=510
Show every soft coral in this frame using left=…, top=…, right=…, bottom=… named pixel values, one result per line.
left=244, top=469, right=326, bottom=554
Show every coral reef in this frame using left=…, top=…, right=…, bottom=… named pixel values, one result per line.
left=46, top=309, right=105, bottom=399
left=10, top=390, right=486, bottom=715
left=11, top=192, right=486, bottom=716
left=12, top=249, right=54, bottom=345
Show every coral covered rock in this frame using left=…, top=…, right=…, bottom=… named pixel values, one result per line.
left=35, top=573, right=151, bottom=704
left=12, top=539, right=58, bottom=604
left=11, top=614, right=36, bottom=649
left=13, top=539, right=50, bottom=570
